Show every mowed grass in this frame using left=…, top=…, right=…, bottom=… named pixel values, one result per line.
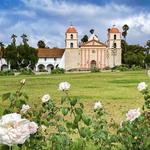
left=0, top=70, right=149, bottom=122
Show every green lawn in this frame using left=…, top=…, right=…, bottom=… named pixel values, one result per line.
left=0, top=70, right=149, bottom=122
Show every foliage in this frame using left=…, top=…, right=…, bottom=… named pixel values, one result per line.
left=112, top=65, right=142, bottom=72
left=5, top=35, right=38, bottom=70
left=91, top=67, right=100, bottom=73
left=19, top=68, right=35, bottom=75
left=90, top=29, right=94, bottom=34
left=0, top=70, right=14, bottom=76
left=117, top=82, right=150, bottom=150
left=145, top=54, right=150, bottom=69
left=37, top=40, right=46, bottom=48
left=51, top=68, right=65, bottom=74
left=81, top=35, right=88, bottom=43
left=124, top=44, right=145, bottom=67
left=122, top=24, right=129, bottom=41
left=1, top=79, right=150, bottom=149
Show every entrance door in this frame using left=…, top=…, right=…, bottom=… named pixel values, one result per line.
left=91, top=60, right=96, bottom=69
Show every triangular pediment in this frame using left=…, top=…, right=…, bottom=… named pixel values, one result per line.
left=80, top=39, right=107, bottom=48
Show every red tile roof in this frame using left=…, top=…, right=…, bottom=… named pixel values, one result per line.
left=38, top=48, right=65, bottom=58
left=109, top=26, right=120, bottom=33
left=66, top=25, right=77, bottom=33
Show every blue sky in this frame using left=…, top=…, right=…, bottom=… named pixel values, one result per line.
left=0, top=0, right=150, bottom=47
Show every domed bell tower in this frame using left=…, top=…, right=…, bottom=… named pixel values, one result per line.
left=65, top=25, right=79, bottom=70
left=65, top=25, right=78, bottom=49
left=107, top=25, right=122, bottom=68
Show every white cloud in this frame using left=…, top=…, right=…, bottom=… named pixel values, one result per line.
left=0, top=0, right=150, bottom=47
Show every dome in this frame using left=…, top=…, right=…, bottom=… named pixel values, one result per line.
left=66, top=25, right=77, bottom=33
left=109, top=25, right=120, bottom=33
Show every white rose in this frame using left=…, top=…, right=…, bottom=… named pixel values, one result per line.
left=21, top=104, right=30, bottom=113
left=41, top=125, right=47, bottom=131
left=20, top=79, right=26, bottom=84
left=42, top=94, right=50, bottom=103
left=0, top=113, right=38, bottom=146
left=137, top=82, right=148, bottom=91
left=126, top=108, right=141, bottom=122
left=59, top=82, right=71, bottom=91
left=94, top=101, right=102, bottom=110
left=27, top=122, right=38, bottom=134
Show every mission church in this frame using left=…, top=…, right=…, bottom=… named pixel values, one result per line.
left=36, top=25, right=122, bottom=72
left=0, top=25, right=122, bottom=72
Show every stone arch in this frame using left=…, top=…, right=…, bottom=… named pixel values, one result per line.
left=47, top=64, right=54, bottom=72
left=70, top=34, right=73, bottom=39
left=1, top=64, right=8, bottom=71
left=90, top=60, right=96, bottom=69
left=70, top=43, right=73, bottom=48
left=38, top=64, right=45, bottom=72
left=56, top=64, right=59, bottom=68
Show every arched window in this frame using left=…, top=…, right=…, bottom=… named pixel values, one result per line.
left=114, top=34, right=116, bottom=40
left=71, top=34, right=73, bottom=39
left=113, top=43, right=117, bottom=48
left=70, top=43, right=73, bottom=48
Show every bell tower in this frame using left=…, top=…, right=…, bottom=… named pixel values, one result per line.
left=64, top=25, right=79, bottom=70
left=107, top=25, right=122, bottom=67
left=65, top=25, right=78, bottom=49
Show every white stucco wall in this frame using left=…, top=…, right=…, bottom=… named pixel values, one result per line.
left=35, top=57, right=62, bottom=71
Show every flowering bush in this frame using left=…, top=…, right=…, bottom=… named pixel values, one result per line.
left=0, top=80, right=150, bottom=149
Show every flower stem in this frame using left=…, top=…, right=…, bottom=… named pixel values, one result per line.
left=9, top=146, right=12, bottom=150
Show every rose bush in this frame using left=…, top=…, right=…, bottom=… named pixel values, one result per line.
left=0, top=80, right=150, bottom=149
left=0, top=113, right=38, bottom=146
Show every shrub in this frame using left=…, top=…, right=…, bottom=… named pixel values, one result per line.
left=1, top=80, right=150, bottom=149
left=91, top=67, right=100, bottom=73
left=51, top=68, right=65, bottom=74
left=130, top=65, right=142, bottom=71
left=112, top=65, right=129, bottom=71
left=0, top=70, right=14, bottom=76
left=20, top=68, right=35, bottom=75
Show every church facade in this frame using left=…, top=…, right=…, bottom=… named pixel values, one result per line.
left=0, top=25, right=122, bottom=72
left=64, top=25, right=122, bottom=71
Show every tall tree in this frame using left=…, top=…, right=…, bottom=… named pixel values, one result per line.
left=124, top=44, right=145, bottom=67
left=0, top=42, right=5, bottom=70
left=121, top=24, right=129, bottom=64
left=122, top=24, right=129, bottom=41
left=11, top=34, right=17, bottom=45
left=145, top=40, right=150, bottom=55
left=21, top=34, right=28, bottom=45
left=81, top=35, right=88, bottom=43
left=37, top=40, right=46, bottom=48
left=90, top=29, right=94, bottom=34
left=5, top=35, right=38, bottom=70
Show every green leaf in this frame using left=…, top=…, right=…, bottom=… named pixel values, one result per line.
left=70, top=98, right=77, bottom=106
left=62, top=107, right=69, bottom=116
left=74, top=115, right=81, bottom=124
left=66, top=121, right=73, bottom=129
left=22, top=92, right=29, bottom=100
left=58, top=125, right=66, bottom=132
left=79, top=127, right=91, bottom=138
left=82, top=114, right=92, bottom=126
left=79, top=102, right=84, bottom=109
left=144, top=137, right=150, bottom=148
left=75, top=108, right=83, bottom=115
left=2, top=92, right=11, bottom=101
left=61, top=96, right=67, bottom=104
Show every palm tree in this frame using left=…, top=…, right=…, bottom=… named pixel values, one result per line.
left=90, top=29, right=94, bottom=34
left=37, top=40, right=46, bottom=48
left=11, top=34, right=17, bottom=45
left=0, top=42, right=5, bottom=71
left=122, top=24, right=129, bottom=41
left=121, top=24, right=129, bottom=64
left=21, top=34, right=28, bottom=45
